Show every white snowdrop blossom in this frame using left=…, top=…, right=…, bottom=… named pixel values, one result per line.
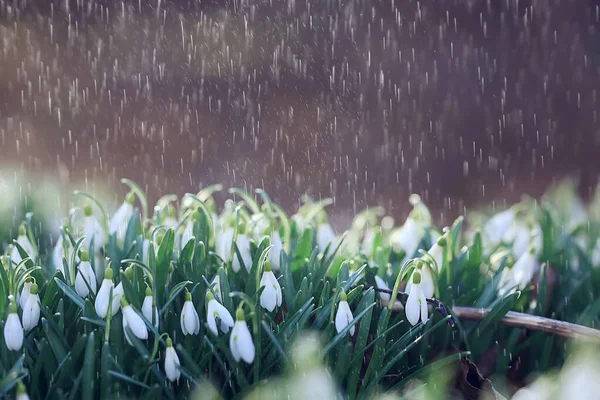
left=392, top=217, right=420, bottom=258
left=509, top=222, right=542, bottom=259
left=206, top=291, right=234, bottom=335
left=499, top=247, right=540, bottom=295
left=317, top=223, right=336, bottom=255
left=4, top=302, right=23, bottom=351
left=95, top=268, right=115, bottom=318
left=164, top=337, right=181, bottom=382
left=180, top=218, right=195, bottom=251
left=483, top=208, right=515, bottom=245
left=334, top=290, right=355, bottom=336
left=75, top=250, right=97, bottom=298
left=427, top=237, right=446, bottom=273
left=229, top=308, right=255, bottom=364
left=259, top=263, right=282, bottom=312
left=11, top=224, right=36, bottom=264
left=180, top=291, right=200, bottom=335
left=215, top=227, right=234, bottom=262
left=405, top=271, right=428, bottom=326
left=374, top=276, right=391, bottom=302
left=82, top=204, right=106, bottom=250
left=22, top=283, right=41, bottom=331
left=109, top=192, right=135, bottom=242
left=18, top=279, right=33, bottom=310
left=111, top=282, right=125, bottom=316
left=233, top=233, right=253, bottom=273
left=121, top=298, right=148, bottom=345
left=406, top=259, right=436, bottom=299
left=268, top=231, right=283, bottom=269
left=142, top=288, right=159, bottom=327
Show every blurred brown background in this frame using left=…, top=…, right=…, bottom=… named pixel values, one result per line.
left=1, top=0, right=600, bottom=227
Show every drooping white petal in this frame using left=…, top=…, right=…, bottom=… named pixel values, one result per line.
left=4, top=313, right=23, bottom=351
left=317, top=223, right=336, bottom=254
left=216, top=227, right=234, bottom=262
left=232, top=234, right=253, bottom=272
left=259, top=271, right=281, bottom=312
left=22, top=294, right=40, bottom=331
left=230, top=320, right=255, bottom=364
left=483, top=208, right=515, bottom=245
left=427, top=242, right=444, bottom=273
left=165, top=346, right=181, bottom=382
left=83, top=215, right=106, bottom=250
left=180, top=220, right=195, bottom=251
left=109, top=201, right=134, bottom=241
left=268, top=231, right=283, bottom=269
left=75, top=261, right=97, bottom=298
left=19, top=281, right=32, bottom=310
left=11, top=235, right=36, bottom=264
left=405, top=283, right=422, bottom=326
left=142, top=295, right=159, bottom=327
left=335, top=300, right=355, bottom=336
left=419, top=267, right=435, bottom=299
left=123, top=305, right=148, bottom=340
left=180, top=301, right=200, bottom=335
left=95, top=279, right=114, bottom=318
left=392, top=217, right=420, bottom=257
left=111, top=283, right=124, bottom=316
left=207, top=299, right=234, bottom=335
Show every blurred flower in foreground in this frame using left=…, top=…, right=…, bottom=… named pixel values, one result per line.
left=513, top=344, right=600, bottom=399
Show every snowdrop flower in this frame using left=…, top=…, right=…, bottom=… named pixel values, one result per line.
left=109, top=266, right=131, bottom=317
left=180, top=290, right=200, bottom=335
left=317, top=223, right=336, bottom=255
left=392, top=217, right=420, bottom=258
left=268, top=230, right=283, bottom=269
left=406, top=260, right=435, bottom=299
left=82, top=204, right=105, bottom=250
left=499, top=247, right=540, bottom=294
left=251, top=213, right=270, bottom=239
left=180, top=215, right=196, bottom=250
left=334, top=289, right=355, bottom=336
left=374, top=275, right=391, bottom=302
left=142, top=287, right=159, bottom=327
left=111, top=282, right=124, bottom=316
left=18, top=279, right=33, bottom=310
left=16, top=382, right=30, bottom=400
left=22, top=283, right=40, bottom=331
left=406, top=271, right=428, bottom=326
left=509, top=223, right=543, bottom=259
left=427, top=236, right=446, bottom=273
left=53, top=236, right=65, bottom=273
left=11, top=224, right=36, bottom=264
left=121, top=297, right=148, bottom=345
left=229, top=308, right=255, bottom=364
left=206, top=291, right=234, bottom=335
left=215, top=227, right=234, bottom=262
left=4, top=302, right=23, bottom=351
left=164, top=336, right=181, bottom=382
left=233, top=233, right=253, bottom=273
left=95, top=268, right=114, bottom=318
left=109, top=191, right=135, bottom=242
left=75, top=250, right=97, bottom=298
left=483, top=208, right=515, bottom=245
left=259, top=262, right=282, bottom=312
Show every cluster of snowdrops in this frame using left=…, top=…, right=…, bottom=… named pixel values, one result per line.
left=3, top=179, right=600, bottom=399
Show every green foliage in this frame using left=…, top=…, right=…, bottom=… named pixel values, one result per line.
left=0, top=179, right=600, bottom=398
